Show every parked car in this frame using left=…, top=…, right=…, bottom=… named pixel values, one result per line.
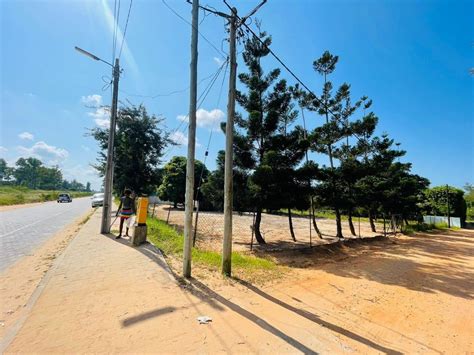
left=57, top=193, right=72, bottom=203
left=91, top=193, right=105, bottom=208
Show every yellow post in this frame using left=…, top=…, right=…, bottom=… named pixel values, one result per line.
left=132, top=197, right=148, bottom=246
left=136, top=197, right=149, bottom=225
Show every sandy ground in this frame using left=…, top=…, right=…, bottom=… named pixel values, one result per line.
left=0, top=209, right=94, bottom=339
left=3, top=204, right=473, bottom=353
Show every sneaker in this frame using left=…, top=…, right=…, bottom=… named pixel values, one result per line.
left=115, top=235, right=122, bottom=239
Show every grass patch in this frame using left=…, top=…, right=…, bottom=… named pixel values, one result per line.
left=0, top=186, right=92, bottom=206
left=401, top=222, right=456, bottom=234
left=147, top=217, right=278, bottom=282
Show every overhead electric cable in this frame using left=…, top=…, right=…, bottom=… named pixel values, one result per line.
left=161, top=59, right=228, bottom=160
left=162, top=0, right=227, bottom=59
left=119, top=69, right=219, bottom=99
left=118, top=0, right=133, bottom=60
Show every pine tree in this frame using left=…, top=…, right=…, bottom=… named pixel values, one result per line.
left=233, top=30, right=299, bottom=244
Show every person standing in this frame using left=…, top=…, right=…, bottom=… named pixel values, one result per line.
left=116, top=189, right=136, bottom=239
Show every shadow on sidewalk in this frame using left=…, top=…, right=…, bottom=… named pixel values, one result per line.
left=122, top=306, right=176, bottom=327
left=103, top=234, right=401, bottom=354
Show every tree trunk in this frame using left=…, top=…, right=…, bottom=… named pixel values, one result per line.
left=404, top=218, right=410, bottom=226
left=348, top=210, right=356, bottom=236
left=311, top=198, right=323, bottom=239
left=335, top=208, right=343, bottom=239
left=173, top=201, right=177, bottom=209
left=254, top=209, right=266, bottom=244
left=288, top=208, right=296, bottom=242
left=368, top=209, right=376, bottom=232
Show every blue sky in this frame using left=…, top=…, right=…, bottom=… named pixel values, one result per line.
left=1, top=0, right=472, bottom=191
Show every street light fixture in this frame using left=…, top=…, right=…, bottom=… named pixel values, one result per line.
left=75, top=45, right=120, bottom=234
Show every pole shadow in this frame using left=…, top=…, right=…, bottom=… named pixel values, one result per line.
left=234, top=279, right=403, bottom=355
left=122, top=306, right=176, bottom=327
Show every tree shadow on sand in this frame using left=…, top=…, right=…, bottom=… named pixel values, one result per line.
left=262, top=231, right=474, bottom=300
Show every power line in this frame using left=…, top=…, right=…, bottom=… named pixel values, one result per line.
left=118, top=0, right=133, bottom=60
left=112, top=0, right=118, bottom=63
left=161, top=59, right=228, bottom=160
left=119, top=69, right=220, bottom=99
left=161, top=0, right=227, bottom=60
left=237, top=16, right=366, bottom=145
left=113, top=0, right=121, bottom=61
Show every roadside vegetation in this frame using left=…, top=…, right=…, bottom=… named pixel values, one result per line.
left=147, top=217, right=279, bottom=283
left=0, top=186, right=92, bottom=205
left=0, top=157, right=92, bottom=206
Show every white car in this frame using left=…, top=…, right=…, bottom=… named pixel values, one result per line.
left=91, top=193, right=104, bottom=208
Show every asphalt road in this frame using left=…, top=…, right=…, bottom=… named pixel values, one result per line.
left=0, top=198, right=92, bottom=272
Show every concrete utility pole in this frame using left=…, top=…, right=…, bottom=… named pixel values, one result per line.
left=183, top=0, right=199, bottom=278
left=189, top=0, right=267, bottom=277
left=101, top=58, right=120, bottom=234
left=222, top=8, right=238, bottom=276
left=74, top=46, right=120, bottom=234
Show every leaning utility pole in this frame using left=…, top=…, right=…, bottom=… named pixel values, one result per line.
left=222, top=7, right=237, bottom=276
left=101, top=58, right=120, bottom=234
left=183, top=0, right=199, bottom=278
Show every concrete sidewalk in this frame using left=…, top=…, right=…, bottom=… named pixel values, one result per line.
left=2, top=209, right=328, bottom=354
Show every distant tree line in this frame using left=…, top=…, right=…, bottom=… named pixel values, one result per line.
left=0, top=157, right=91, bottom=192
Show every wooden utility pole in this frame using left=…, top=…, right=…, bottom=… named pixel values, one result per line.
left=183, top=0, right=199, bottom=278
left=222, top=7, right=237, bottom=276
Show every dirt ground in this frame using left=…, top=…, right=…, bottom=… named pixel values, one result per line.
left=3, top=205, right=473, bottom=353
left=200, top=229, right=474, bottom=353
left=148, top=206, right=474, bottom=353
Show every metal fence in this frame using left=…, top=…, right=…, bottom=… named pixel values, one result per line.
left=148, top=202, right=387, bottom=252
left=423, top=215, right=461, bottom=228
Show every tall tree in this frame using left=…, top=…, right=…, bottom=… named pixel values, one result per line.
left=158, top=156, right=209, bottom=208
left=37, top=165, right=63, bottom=190
left=422, top=185, right=467, bottom=225
left=14, top=157, right=43, bottom=189
left=200, top=151, right=251, bottom=212
left=303, top=51, right=349, bottom=239
left=89, top=104, right=169, bottom=195
left=233, top=29, right=300, bottom=244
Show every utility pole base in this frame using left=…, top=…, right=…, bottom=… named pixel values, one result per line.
left=132, top=225, right=147, bottom=246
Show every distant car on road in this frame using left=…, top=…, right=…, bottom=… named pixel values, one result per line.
left=57, top=193, right=72, bottom=203
left=91, top=193, right=104, bottom=208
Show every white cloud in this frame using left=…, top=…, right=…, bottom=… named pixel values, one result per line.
left=213, top=57, right=224, bottom=66
left=170, top=131, right=188, bottom=146
left=0, top=146, right=7, bottom=154
left=170, top=131, right=202, bottom=148
left=18, top=132, right=34, bottom=141
left=81, top=94, right=102, bottom=106
left=88, top=107, right=110, bottom=127
left=177, top=108, right=225, bottom=131
left=17, top=141, right=69, bottom=165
